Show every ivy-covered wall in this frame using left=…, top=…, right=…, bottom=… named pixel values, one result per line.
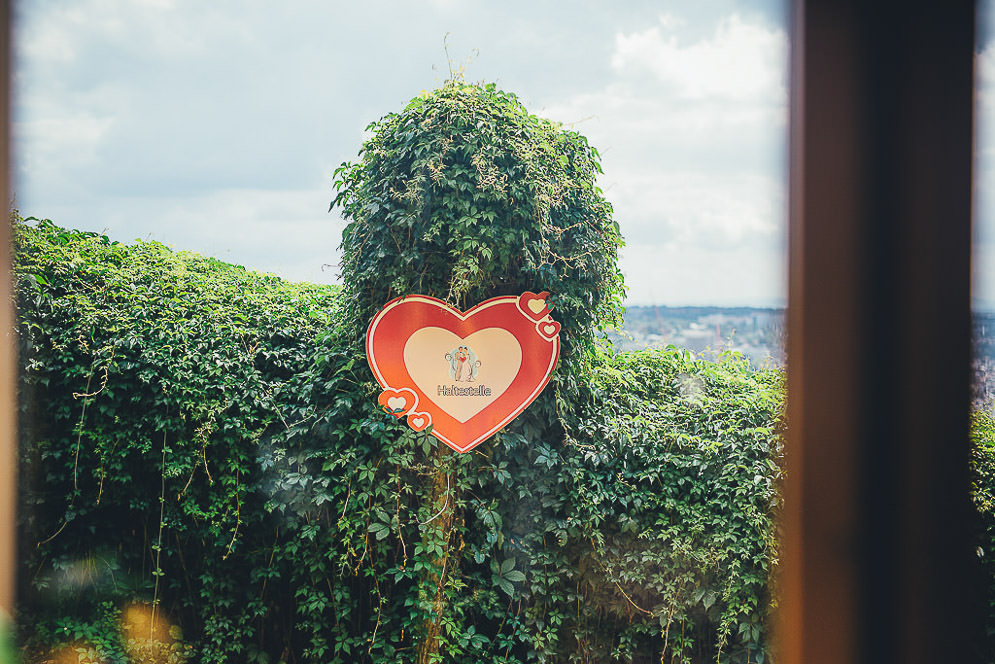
left=14, top=219, right=784, bottom=663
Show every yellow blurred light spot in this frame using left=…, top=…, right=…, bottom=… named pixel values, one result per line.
left=120, top=603, right=173, bottom=644
left=47, top=642, right=103, bottom=664
left=120, top=602, right=186, bottom=664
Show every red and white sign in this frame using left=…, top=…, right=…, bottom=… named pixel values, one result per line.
left=366, top=292, right=561, bottom=453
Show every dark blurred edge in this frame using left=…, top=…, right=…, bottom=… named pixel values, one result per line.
left=781, top=1, right=983, bottom=663
left=0, top=0, right=13, bottom=660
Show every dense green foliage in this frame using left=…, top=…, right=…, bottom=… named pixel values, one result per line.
left=14, top=80, right=995, bottom=662
left=15, top=217, right=783, bottom=663
left=15, top=219, right=340, bottom=662
left=15, top=80, right=786, bottom=664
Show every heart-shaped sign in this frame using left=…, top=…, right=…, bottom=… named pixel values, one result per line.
left=366, top=294, right=561, bottom=453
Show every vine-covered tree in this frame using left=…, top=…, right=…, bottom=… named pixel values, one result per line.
left=332, top=80, right=626, bottom=370
left=331, top=79, right=626, bottom=663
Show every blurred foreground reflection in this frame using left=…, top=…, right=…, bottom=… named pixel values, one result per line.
left=33, top=602, right=188, bottom=664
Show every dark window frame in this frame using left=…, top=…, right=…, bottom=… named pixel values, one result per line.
left=781, top=2, right=981, bottom=662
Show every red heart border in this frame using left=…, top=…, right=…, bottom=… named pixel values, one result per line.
left=366, top=294, right=561, bottom=453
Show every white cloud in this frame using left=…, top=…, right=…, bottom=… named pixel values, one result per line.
left=18, top=16, right=77, bottom=63
left=17, top=113, right=114, bottom=164
left=621, top=242, right=785, bottom=307
left=136, top=0, right=175, bottom=9
left=610, top=172, right=782, bottom=247
left=975, top=43, right=995, bottom=305
left=538, top=11, right=788, bottom=304
left=610, top=12, right=786, bottom=102
left=16, top=0, right=245, bottom=64
left=655, top=13, right=686, bottom=32
left=977, top=46, right=995, bottom=159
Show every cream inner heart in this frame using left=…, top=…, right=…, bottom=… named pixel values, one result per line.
left=403, top=327, right=522, bottom=423
left=387, top=396, right=408, bottom=411
left=527, top=299, right=546, bottom=314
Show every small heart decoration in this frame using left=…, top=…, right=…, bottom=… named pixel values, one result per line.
left=518, top=291, right=553, bottom=321
left=367, top=294, right=561, bottom=453
left=377, top=388, right=417, bottom=416
left=407, top=412, right=432, bottom=432
left=537, top=319, right=562, bottom=340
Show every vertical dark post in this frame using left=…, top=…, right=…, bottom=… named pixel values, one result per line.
left=782, top=1, right=980, bottom=663
left=0, top=0, right=13, bottom=627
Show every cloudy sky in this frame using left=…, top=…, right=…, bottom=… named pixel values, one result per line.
left=7, top=0, right=892, bottom=308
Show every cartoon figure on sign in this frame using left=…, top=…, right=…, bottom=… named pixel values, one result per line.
left=446, top=345, right=481, bottom=382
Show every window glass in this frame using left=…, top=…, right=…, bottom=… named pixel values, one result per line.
left=11, top=2, right=788, bottom=662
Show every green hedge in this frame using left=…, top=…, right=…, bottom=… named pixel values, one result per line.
left=15, top=219, right=339, bottom=663
left=972, top=410, right=995, bottom=657
left=15, top=218, right=782, bottom=663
